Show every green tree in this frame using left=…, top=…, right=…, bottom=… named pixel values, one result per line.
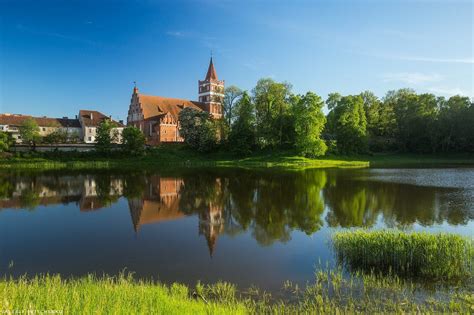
left=223, top=86, right=243, bottom=127
left=252, top=78, right=293, bottom=148
left=327, top=95, right=368, bottom=154
left=43, top=130, right=68, bottom=144
left=437, top=95, right=473, bottom=152
left=384, top=89, right=438, bottom=152
left=178, top=107, right=218, bottom=152
left=293, top=92, right=327, bottom=157
left=96, top=119, right=119, bottom=153
left=19, top=117, right=40, bottom=148
left=0, top=131, right=12, bottom=152
left=360, top=91, right=397, bottom=151
left=122, top=126, right=146, bottom=155
left=229, top=92, right=256, bottom=155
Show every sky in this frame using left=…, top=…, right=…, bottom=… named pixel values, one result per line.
left=0, top=0, right=473, bottom=121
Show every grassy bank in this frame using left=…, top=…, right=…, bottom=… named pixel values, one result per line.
left=0, top=145, right=369, bottom=170
left=2, top=144, right=473, bottom=171
left=2, top=270, right=472, bottom=314
left=333, top=230, right=474, bottom=280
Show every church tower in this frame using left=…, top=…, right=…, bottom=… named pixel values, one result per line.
left=198, top=57, right=224, bottom=119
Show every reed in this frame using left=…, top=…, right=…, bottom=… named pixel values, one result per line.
left=332, top=230, right=474, bottom=280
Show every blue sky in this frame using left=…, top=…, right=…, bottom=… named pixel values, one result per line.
left=1, top=0, right=472, bottom=121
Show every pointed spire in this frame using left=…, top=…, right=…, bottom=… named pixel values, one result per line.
left=133, top=81, right=138, bottom=94
left=205, top=57, right=218, bottom=81
left=205, top=232, right=217, bottom=258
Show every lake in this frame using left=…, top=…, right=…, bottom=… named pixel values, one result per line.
left=0, top=167, right=473, bottom=292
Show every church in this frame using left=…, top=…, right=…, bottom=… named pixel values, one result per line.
left=127, top=58, right=224, bottom=145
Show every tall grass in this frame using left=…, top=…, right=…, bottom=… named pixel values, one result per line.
left=332, top=230, right=474, bottom=280
left=1, top=270, right=472, bottom=314
left=0, top=273, right=246, bottom=315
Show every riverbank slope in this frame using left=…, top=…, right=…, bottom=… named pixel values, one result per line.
left=1, top=144, right=472, bottom=170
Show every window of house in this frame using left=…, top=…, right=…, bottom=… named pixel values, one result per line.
left=42, top=127, right=46, bottom=131
left=88, top=136, right=92, bottom=141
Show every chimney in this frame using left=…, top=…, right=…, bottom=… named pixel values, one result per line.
left=75, top=115, right=78, bottom=119
left=90, top=112, right=93, bottom=120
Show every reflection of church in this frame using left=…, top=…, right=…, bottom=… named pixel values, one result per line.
left=198, top=202, right=224, bottom=257
left=127, top=176, right=185, bottom=231
left=1, top=174, right=225, bottom=256
left=127, top=176, right=224, bottom=256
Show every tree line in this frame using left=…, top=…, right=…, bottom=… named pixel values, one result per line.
left=179, top=78, right=474, bottom=155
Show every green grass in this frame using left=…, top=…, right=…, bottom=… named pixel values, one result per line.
left=1, top=274, right=247, bottom=315
left=1, top=270, right=472, bottom=314
left=332, top=230, right=474, bottom=280
left=0, top=145, right=369, bottom=170
left=2, top=145, right=473, bottom=171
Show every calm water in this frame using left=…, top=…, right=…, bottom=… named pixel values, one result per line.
left=0, top=167, right=473, bottom=291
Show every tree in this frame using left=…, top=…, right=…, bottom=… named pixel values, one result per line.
left=178, top=107, right=218, bottom=152
left=43, top=130, right=68, bottom=144
left=327, top=95, right=368, bottom=154
left=122, top=126, right=146, bottom=155
left=293, top=92, right=327, bottom=157
left=252, top=78, right=293, bottom=148
left=383, top=89, right=438, bottom=153
left=437, top=95, right=472, bottom=152
left=0, top=131, right=12, bottom=152
left=359, top=91, right=397, bottom=151
left=19, top=117, right=40, bottom=148
left=229, top=92, right=256, bottom=155
left=223, top=86, right=243, bottom=127
left=96, top=119, right=118, bottom=153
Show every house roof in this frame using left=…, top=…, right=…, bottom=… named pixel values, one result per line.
left=0, top=114, right=81, bottom=128
left=137, top=94, right=205, bottom=121
left=79, top=110, right=125, bottom=127
left=205, top=57, right=218, bottom=81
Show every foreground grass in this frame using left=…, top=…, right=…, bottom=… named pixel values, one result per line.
left=1, top=274, right=247, bottom=315
left=333, top=230, right=474, bottom=280
left=2, top=270, right=473, bottom=314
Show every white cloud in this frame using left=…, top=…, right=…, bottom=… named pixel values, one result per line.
left=383, top=72, right=443, bottom=85
left=396, top=56, right=474, bottom=64
left=427, top=87, right=468, bottom=97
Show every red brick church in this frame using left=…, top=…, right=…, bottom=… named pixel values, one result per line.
left=127, top=58, right=224, bottom=144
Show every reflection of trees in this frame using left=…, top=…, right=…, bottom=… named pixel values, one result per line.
left=1, top=168, right=472, bottom=245
left=178, top=169, right=327, bottom=246
left=0, top=176, right=14, bottom=199
left=323, top=171, right=472, bottom=229
left=19, top=187, right=40, bottom=210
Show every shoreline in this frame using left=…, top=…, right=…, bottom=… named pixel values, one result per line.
left=1, top=148, right=473, bottom=171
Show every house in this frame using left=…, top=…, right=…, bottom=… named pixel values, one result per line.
left=127, top=57, right=224, bottom=145
left=78, top=110, right=125, bottom=143
left=0, top=110, right=124, bottom=144
left=0, top=113, right=82, bottom=143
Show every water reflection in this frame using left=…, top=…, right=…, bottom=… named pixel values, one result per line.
left=0, top=168, right=473, bottom=255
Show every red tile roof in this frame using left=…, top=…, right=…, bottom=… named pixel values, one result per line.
left=0, top=114, right=81, bottom=128
left=79, top=110, right=125, bottom=127
left=137, top=94, right=205, bottom=121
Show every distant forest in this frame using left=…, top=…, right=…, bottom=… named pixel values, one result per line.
left=179, top=78, right=474, bottom=156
